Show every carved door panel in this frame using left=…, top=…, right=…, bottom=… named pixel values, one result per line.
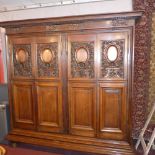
left=98, top=83, right=127, bottom=140
left=36, top=82, right=63, bottom=133
left=68, top=34, right=97, bottom=137
left=35, top=36, right=64, bottom=133
left=12, top=81, right=36, bottom=130
left=97, top=32, right=130, bottom=140
left=10, top=37, right=34, bottom=80
left=98, top=32, right=129, bottom=80
left=68, top=34, right=96, bottom=80
left=35, top=36, right=61, bottom=80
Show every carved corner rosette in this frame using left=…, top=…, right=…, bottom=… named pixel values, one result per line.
left=37, top=42, right=59, bottom=77
left=101, top=39, right=125, bottom=79
left=71, top=41, right=95, bottom=78
left=13, top=44, right=32, bottom=77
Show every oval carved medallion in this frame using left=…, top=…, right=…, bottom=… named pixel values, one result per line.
left=76, top=47, right=89, bottom=63
left=107, top=45, right=118, bottom=62
left=41, top=48, right=54, bottom=63
left=16, top=49, right=28, bottom=63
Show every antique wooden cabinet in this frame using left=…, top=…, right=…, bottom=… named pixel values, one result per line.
left=0, top=11, right=141, bottom=154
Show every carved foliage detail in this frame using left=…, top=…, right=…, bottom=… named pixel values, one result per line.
left=71, top=42, right=94, bottom=78
left=37, top=43, right=59, bottom=77
left=13, top=44, right=32, bottom=77
left=101, top=40, right=125, bottom=78
left=112, top=17, right=128, bottom=26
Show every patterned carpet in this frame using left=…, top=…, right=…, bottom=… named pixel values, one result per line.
left=1, top=145, right=63, bottom=155
left=1, top=144, right=155, bottom=155
left=0, top=144, right=95, bottom=155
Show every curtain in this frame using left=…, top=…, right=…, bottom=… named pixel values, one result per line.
left=0, top=48, right=4, bottom=83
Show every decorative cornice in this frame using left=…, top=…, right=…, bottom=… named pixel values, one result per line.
left=4, top=12, right=142, bottom=35
left=0, top=11, right=142, bottom=29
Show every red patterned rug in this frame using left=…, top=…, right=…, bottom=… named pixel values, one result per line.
left=2, top=145, right=63, bottom=155
left=2, top=144, right=155, bottom=155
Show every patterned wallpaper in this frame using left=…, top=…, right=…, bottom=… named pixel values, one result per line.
left=148, top=13, right=155, bottom=122
left=133, top=0, right=155, bottom=138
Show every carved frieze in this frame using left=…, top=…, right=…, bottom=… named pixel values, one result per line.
left=71, top=42, right=94, bottom=78
left=13, top=44, right=32, bottom=77
left=112, top=17, right=128, bottom=27
left=37, top=43, right=59, bottom=77
left=101, top=40, right=125, bottom=78
left=46, top=23, right=81, bottom=32
left=46, top=25, right=58, bottom=31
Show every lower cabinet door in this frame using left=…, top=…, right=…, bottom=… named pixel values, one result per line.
left=12, top=81, right=36, bottom=130
left=69, top=83, right=96, bottom=137
left=98, top=83, right=127, bottom=140
left=36, top=82, right=64, bottom=133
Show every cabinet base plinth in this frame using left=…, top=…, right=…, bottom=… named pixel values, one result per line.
left=6, top=131, right=135, bottom=155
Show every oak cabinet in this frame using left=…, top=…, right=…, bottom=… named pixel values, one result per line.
left=1, top=12, right=141, bottom=155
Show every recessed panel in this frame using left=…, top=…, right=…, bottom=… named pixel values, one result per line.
left=69, top=83, right=96, bottom=137
left=37, top=82, right=63, bottom=133
left=98, top=83, right=127, bottom=140
left=12, top=82, right=35, bottom=130
left=103, top=89, right=120, bottom=128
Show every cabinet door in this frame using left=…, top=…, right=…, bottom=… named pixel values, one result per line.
left=68, top=34, right=97, bottom=137
left=35, top=35, right=64, bottom=133
left=35, top=35, right=61, bottom=80
left=97, top=32, right=129, bottom=140
left=36, top=82, right=63, bottom=133
left=12, top=81, right=36, bottom=130
left=69, top=83, right=96, bottom=137
left=10, top=37, right=34, bottom=80
left=98, top=83, right=127, bottom=140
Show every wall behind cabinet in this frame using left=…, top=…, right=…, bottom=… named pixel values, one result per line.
left=0, top=0, right=132, bottom=22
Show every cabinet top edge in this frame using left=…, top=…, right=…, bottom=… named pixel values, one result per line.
left=0, top=11, right=142, bottom=28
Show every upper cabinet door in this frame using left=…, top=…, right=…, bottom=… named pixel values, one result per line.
left=10, top=37, right=34, bottom=80
left=98, top=31, right=129, bottom=81
left=35, top=36, right=61, bottom=80
left=12, top=81, right=36, bottom=130
left=68, top=34, right=97, bottom=81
